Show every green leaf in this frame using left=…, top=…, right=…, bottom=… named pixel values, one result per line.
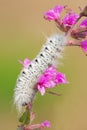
left=19, top=109, right=30, bottom=125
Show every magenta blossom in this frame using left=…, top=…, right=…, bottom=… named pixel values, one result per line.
left=19, top=58, right=30, bottom=68
left=80, top=40, right=87, bottom=52
left=37, top=66, right=68, bottom=95
left=41, top=120, right=51, bottom=128
left=63, top=12, right=79, bottom=27
left=80, top=18, right=87, bottom=27
left=44, top=5, right=64, bottom=21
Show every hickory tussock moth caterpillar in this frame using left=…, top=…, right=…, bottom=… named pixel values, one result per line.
left=14, top=34, right=67, bottom=111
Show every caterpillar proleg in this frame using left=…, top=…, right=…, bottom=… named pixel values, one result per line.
left=14, top=34, right=67, bottom=111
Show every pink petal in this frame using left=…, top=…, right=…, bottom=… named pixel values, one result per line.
left=37, top=85, right=46, bottom=95
left=54, top=5, right=65, bottom=13
left=80, top=40, right=87, bottom=52
left=55, top=72, right=68, bottom=84
left=80, top=18, right=87, bottom=27
left=19, top=58, right=31, bottom=68
left=44, top=80, right=56, bottom=88
left=23, top=58, right=31, bottom=68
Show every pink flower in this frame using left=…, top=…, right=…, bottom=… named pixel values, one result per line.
left=37, top=66, right=68, bottom=95
left=41, top=120, right=51, bottom=128
left=80, top=40, right=87, bottom=52
left=44, top=5, right=64, bottom=21
left=80, top=18, right=87, bottom=27
left=19, top=58, right=31, bottom=68
left=63, top=12, right=79, bottom=27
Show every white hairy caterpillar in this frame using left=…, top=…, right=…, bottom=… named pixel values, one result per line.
left=14, top=34, right=67, bottom=111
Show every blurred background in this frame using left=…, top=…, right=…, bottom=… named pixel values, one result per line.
left=0, top=0, right=87, bottom=130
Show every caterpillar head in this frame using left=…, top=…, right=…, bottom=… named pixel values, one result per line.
left=47, top=34, right=67, bottom=46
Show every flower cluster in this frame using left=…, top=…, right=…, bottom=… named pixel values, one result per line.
left=44, top=5, right=87, bottom=54
left=19, top=58, right=68, bottom=95
left=37, top=66, right=68, bottom=95
left=44, top=5, right=79, bottom=31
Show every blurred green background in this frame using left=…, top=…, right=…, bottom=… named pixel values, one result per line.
left=0, top=0, right=87, bottom=130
